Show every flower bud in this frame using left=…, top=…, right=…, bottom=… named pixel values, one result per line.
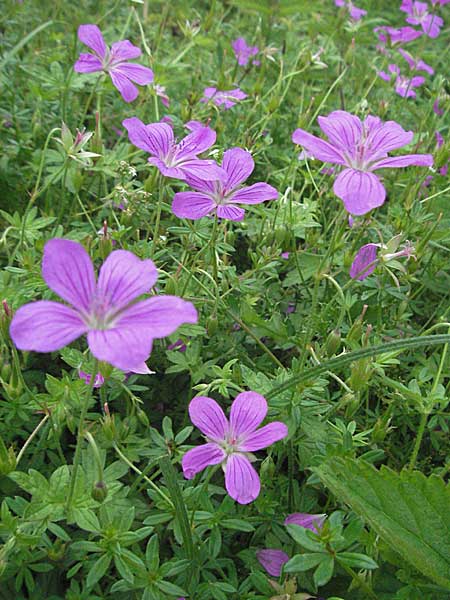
left=137, top=408, right=150, bottom=428
left=207, top=315, right=218, bottom=337
left=0, top=435, right=16, bottom=476
left=325, top=328, right=341, bottom=356
left=91, top=480, right=108, bottom=503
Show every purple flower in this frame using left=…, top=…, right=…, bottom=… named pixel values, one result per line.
left=374, top=25, right=423, bottom=45
left=201, top=87, right=247, bottom=110
left=182, top=392, right=288, bottom=504
left=284, top=512, right=327, bottom=533
left=122, top=118, right=224, bottom=181
left=232, top=37, right=259, bottom=66
left=257, top=549, right=289, bottom=577
left=349, top=243, right=380, bottom=280
left=167, top=339, right=187, bottom=352
left=172, top=147, right=278, bottom=221
left=79, top=370, right=105, bottom=388
left=433, top=99, right=444, bottom=116
left=292, top=110, right=433, bottom=215
left=154, top=84, right=169, bottom=107
left=334, top=0, right=367, bottom=20
left=74, top=25, right=154, bottom=102
left=400, top=1, right=444, bottom=38
left=10, top=239, right=197, bottom=374
left=398, top=48, right=434, bottom=75
left=378, top=64, right=426, bottom=98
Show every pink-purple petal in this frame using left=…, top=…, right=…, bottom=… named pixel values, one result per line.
left=122, top=118, right=174, bottom=157
left=284, top=513, right=327, bottom=533
left=188, top=396, right=229, bottom=441
left=239, top=422, right=288, bottom=452
left=317, top=111, right=363, bottom=155
left=77, top=24, right=107, bottom=59
left=175, top=127, right=217, bottom=158
left=113, top=63, right=154, bottom=85
left=230, top=391, right=267, bottom=437
left=182, top=443, right=226, bottom=479
left=97, top=250, right=158, bottom=311
left=109, top=70, right=139, bottom=102
left=74, top=53, right=103, bottom=73
left=292, top=128, right=346, bottom=165
left=256, top=549, right=289, bottom=577
left=372, top=154, right=433, bottom=170
left=229, top=182, right=278, bottom=205
left=221, top=148, right=254, bottom=190
left=225, top=453, right=260, bottom=504
left=333, top=168, right=386, bottom=215
left=87, top=327, right=153, bottom=372
left=110, top=40, right=141, bottom=61
left=42, top=239, right=96, bottom=313
left=10, top=301, right=87, bottom=353
left=178, top=159, right=225, bottom=181
left=349, top=244, right=379, bottom=280
left=172, top=192, right=216, bottom=220
left=364, top=119, right=414, bottom=159
left=216, top=205, right=245, bottom=221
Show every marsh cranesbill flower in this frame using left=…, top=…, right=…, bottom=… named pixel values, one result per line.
left=257, top=549, right=289, bottom=577
left=10, top=239, right=197, bottom=374
left=74, top=24, right=154, bottom=102
left=172, top=147, right=278, bottom=221
left=79, top=371, right=105, bottom=388
left=374, top=25, right=422, bottom=45
left=122, top=117, right=224, bottom=181
left=292, top=111, right=433, bottom=215
left=182, top=392, right=288, bottom=504
left=349, top=243, right=380, bottom=280
left=397, top=48, right=434, bottom=75
left=334, top=0, right=367, bottom=20
left=284, top=512, right=327, bottom=532
left=232, top=37, right=259, bottom=66
left=377, top=64, right=426, bottom=98
left=201, top=87, right=247, bottom=110
left=400, top=1, right=443, bottom=38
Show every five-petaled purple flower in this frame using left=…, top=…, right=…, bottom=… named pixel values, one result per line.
left=232, top=37, right=259, bottom=66
left=172, top=147, right=278, bottom=221
left=122, top=117, right=224, bottom=181
left=201, top=87, right=248, bottom=110
left=292, top=110, right=433, bottom=215
left=335, top=0, right=367, bottom=20
left=182, top=392, right=288, bottom=504
left=400, top=0, right=443, bottom=38
left=9, top=239, right=197, bottom=374
left=74, top=25, right=154, bottom=102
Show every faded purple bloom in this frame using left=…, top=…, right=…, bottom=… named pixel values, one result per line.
left=182, top=392, right=288, bottom=504
left=232, top=37, right=259, bottom=66
left=374, top=25, right=422, bottom=45
left=292, top=110, right=433, bottom=215
left=257, top=549, right=289, bottom=577
left=122, top=117, right=224, bottom=181
left=74, top=24, right=154, bottom=102
left=284, top=512, right=327, bottom=533
left=201, top=87, right=247, bottom=110
left=154, top=84, right=169, bottom=107
left=335, top=0, right=367, bottom=20
left=378, top=64, right=426, bottom=98
left=350, top=243, right=380, bottom=280
left=10, top=239, right=197, bottom=374
left=79, top=370, right=105, bottom=388
left=172, top=147, right=278, bottom=222
left=400, top=1, right=444, bottom=38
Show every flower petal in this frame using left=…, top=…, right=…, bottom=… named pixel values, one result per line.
left=109, top=70, right=139, bottom=102
left=363, top=118, right=413, bottom=159
left=284, top=513, right=327, bottom=533
left=113, top=63, right=154, bottom=85
left=10, top=301, right=87, bottom=352
left=333, top=168, right=386, bottom=215
left=216, top=205, right=245, bottom=221
left=42, top=239, right=96, bottom=313
left=178, top=159, right=225, bottom=181
left=256, top=549, right=289, bottom=577
left=116, top=296, right=198, bottom=337
left=110, top=40, right=141, bottom=61
left=230, top=391, right=267, bottom=437
left=87, top=327, right=153, bottom=372
left=182, top=443, right=226, bottom=479
left=225, top=454, right=260, bottom=504
left=175, top=127, right=217, bottom=159
left=221, top=148, right=254, bottom=190
left=239, top=422, right=288, bottom=451
left=97, top=250, right=158, bottom=311
left=317, top=111, right=363, bottom=155
left=372, top=154, right=433, bottom=170
left=292, top=129, right=346, bottom=165
left=172, top=192, right=216, bottom=220
left=188, top=396, right=228, bottom=441
left=122, top=118, right=173, bottom=157
left=74, top=53, right=103, bottom=73
left=77, top=24, right=107, bottom=59
left=349, top=243, right=379, bottom=280
left=229, top=182, right=278, bottom=205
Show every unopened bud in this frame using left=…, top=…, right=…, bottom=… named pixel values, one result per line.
left=325, top=329, right=341, bottom=356
left=207, top=315, right=218, bottom=337
left=91, top=480, right=108, bottom=503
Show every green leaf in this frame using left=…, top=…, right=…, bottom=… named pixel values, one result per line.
left=156, top=579, right=187, bottom=596
left=337, top=552, right=378, bottom=570
left=315, top=457, right=450, bottom=589
left=72, top=508, right=100, bottom=533
left=86, top=554, right=111, bottom=588
left=284, top=552, right=325, bottom=572
left=146, top=534, right=160, bottom=572
left=286, top=524, right=324, bottom=552
left=314, top=555, right=334, bottom=587
left=221, top=518, right=255, bottom=532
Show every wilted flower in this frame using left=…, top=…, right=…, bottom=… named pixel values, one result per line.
left=232, top=37, right=259, bottom=66
left=201, top=87, right=247, bottom=110
left=257, top=549, right=289, bottom=577
left=400, top=0, right=443, bottom=38
left=172, top=147, right=278, bottom=221
left=284, top=512, right=327, bottom=532
left=79, top=371, right=105, bottom=388
left=122, top=118, right=224, bottom=181
left=335, top=0, right=367, bottom=20
left=182, top=392, right=288, bottom=504
left=74, top=24, right=154, bottom=102
left=292, top=110, right=433, bottom=215
left=350, top=238, right=416, bottom=280
left=10, top=239, right=197, bottom=373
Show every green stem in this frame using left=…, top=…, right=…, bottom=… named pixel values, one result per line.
left=408, top=412, right=428, bottom=471
left=16, top=414, right=50, bottom=465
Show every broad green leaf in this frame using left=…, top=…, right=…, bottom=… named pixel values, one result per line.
left=314, top=555, right=334, bottom=587
left=337, top=552, right=378, bottom=570
left=284, top=552, right=325, bottom=572
left=86, top=554, right=111, bottom=588
left=72, top=508, right=100, bottom=533
left=221, top=518, right=255, bottom=532
left=286, top=524, right=324, bottom=552
left=315, top=457, right=450, bottom=589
